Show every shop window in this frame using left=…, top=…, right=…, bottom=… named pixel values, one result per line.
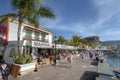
left=26, top=30, right=32, bottom=39
left=41, top=34, right=46, bottom=41
left=35, top=32, right=39, bottom=40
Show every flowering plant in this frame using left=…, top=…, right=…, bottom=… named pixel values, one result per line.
left=2, top=39, right=8, bottom=46
left=0, top=25, right=8, bottom=46
left=0, top=25, right=8, bottom=35
left=0, top=25, right=8, bottom=56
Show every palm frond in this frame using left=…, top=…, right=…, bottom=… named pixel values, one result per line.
left=0, top=13, right=17, bottom=18
left=37, top=6, right=55, bottom=18
left=70, top=35, right=81, bottom=46
left=11, top=0, right=55, bottom=28
left=26, top=17, right=39, bottom=28
left=57, top=35, right=66, bottom=44
left=11, top=0, right=19, bottom=10
left=0, top=17, right=7, bottom=24
left=0, top=13, right=17, bottom=24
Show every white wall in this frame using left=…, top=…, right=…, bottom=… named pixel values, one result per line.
left=4, top=46, right=17, bottom=64
left=8, top=22, right=18, bottom=41
left=48, top=34, right=52, bottom=44
left=8, top=22, right=23, bottom=41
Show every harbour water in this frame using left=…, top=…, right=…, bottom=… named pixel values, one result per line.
left=107, top=55, right=120, bottom=68
left=107, top=54, right=120, bottom=80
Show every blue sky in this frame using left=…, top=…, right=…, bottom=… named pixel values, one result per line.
left=1, top=0, right=120, bottom=41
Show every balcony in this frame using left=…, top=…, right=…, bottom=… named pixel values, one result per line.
left=23, top=36, right=48, bottom=42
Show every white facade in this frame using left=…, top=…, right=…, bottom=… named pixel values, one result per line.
left=8, top=21, right=52, bottom=44
left=2, top=18, right=79, bottom=64
left=8, top=22, right=18, bottom=41
left=2, top=18, right=53, bottom=64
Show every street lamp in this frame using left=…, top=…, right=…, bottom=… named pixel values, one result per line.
left=54, top=36, right=57, bottom=65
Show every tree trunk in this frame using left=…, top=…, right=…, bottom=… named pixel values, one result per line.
left=17, top=16, right=22, bottom=56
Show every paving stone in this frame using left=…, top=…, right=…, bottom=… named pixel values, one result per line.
left=8, top=56, right=98, bottom=80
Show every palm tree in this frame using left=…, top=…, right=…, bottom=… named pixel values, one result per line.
left=69, top=35, right=81, bottom=53
left=0, top=0, right=55, bottom=56
left=70, top=35, right=81, bottom=47
left=87, top=40, right=96, bottom=49
left=81, top=39, right=95, bottom=49
left=56, top=35, right=66, bottom=52
left=57, top=35, right=66, bottom=45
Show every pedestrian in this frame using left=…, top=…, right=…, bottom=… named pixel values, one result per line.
left=80, top=51, right=84, bottom=60
left=31, top=52, right=38, bottom=72
left=40, top=55, right=43, bottom=65
left=95, top=51, right=99, bottom=61
left=89, top=50, right=94, bottom=60
left=67, top=53, right=73, bottom=67
left=58, top=53, right=61, bottom=64
left=0, top=60, right=10, bottom=80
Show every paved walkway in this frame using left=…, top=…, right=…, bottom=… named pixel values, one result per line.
left=9, top=57, right=98, bottom=80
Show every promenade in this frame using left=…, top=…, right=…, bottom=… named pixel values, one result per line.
left=9, top=56, right=98, bottom=80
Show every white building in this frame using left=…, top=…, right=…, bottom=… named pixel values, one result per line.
left=0, top=18, right=79, bottom=64
left=1, top=18, right=53, bottom=64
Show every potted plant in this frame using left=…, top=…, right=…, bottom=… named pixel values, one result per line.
left=10, top=52, right=36, bottom=77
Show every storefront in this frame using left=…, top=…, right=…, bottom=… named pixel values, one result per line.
left=2, top=18, right=79, bottom=65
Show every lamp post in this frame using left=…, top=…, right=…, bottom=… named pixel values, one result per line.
left=54, top=36, right=57, bottom=65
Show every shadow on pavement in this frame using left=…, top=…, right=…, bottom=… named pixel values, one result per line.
left=90, top=59, right=98, bottom=66
left=80, top=71, right=98, bottom=80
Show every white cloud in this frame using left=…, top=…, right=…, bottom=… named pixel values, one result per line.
left=100, top=29, right=120, bottom=36
left=92, top=0, right=120, bottom=29
left=42, top=0, right=120, bottom=40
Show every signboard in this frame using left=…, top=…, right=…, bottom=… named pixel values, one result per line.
left=52, top=44, right=61, bottom=49
left=32, top=41, right=52, bottom=48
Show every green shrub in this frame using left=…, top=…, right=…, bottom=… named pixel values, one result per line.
left=15, top=56, right=23, bottom=64
left=12, top=53, right=33, bottom=64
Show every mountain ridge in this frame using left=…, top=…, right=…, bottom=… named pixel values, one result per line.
left=102, top=40, right=120, bottom=46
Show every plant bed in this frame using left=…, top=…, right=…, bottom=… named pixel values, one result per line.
left=10, top=53, right=36, bottom=77
left=12, top=62, right=36, bottom=76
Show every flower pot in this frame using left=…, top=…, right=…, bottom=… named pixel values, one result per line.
left=11, top=62, right=36, bottom=77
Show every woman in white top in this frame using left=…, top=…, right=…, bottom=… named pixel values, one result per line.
left=67, top=53, right=73, bottom=67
